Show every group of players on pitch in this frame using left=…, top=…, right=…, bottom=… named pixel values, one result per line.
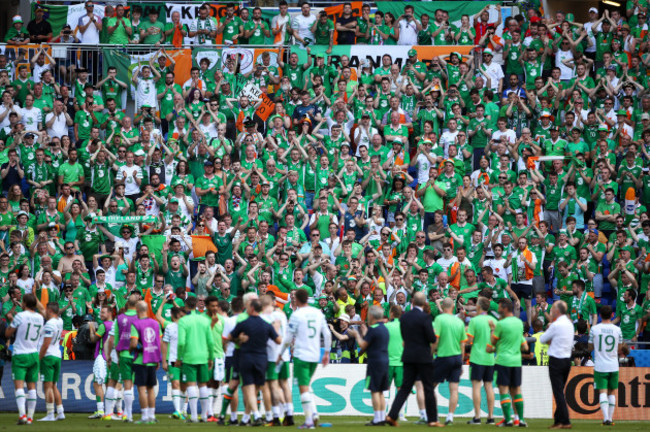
left=6, top=289, right=623, bottom=427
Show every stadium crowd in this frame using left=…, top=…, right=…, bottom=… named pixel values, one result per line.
left=0, top=0, right=649, bottom=427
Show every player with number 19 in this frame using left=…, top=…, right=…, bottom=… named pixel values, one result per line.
left=588, top=305, right=624, bottom=426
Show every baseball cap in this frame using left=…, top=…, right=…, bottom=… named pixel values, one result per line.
left=339, top=314, right=350, bottom=323
left=315, top=53, right=325, bottom=59
left=589, top=7, right=598, bottom=13
left=318, top=295, right=328, bottom=300
left=24, top=132, right=34, bottom=139
left=134, top=149, right=146, bottom=157
left=483, top=48, right=494, bottom=56
left=392, top=138, right=403, bottom=145
left=204, top=159, right=214, bottom=166
left=83, top=314, right=94, bottom=322
left=558, top=229, right=568, bottom=236
left=540, top=110, right=552, bottom=118
left=598, top=124, right=609, bottom=132
left=408, top=49, right=417, bottom=57
left=588, top=228, right=599, bottom=236
left=549, top=124, right=559, bottom=131
left=444, top=159, right=455, bottom=165
left=12, top=15, right=23, bottom=24
left=17, top=210, right=28, bottom=218
left=621, top=245, right=634, bottom=254
left=641, top=113, right=650, bottom=121
left=169, top=197, right=179, bottom=204
left=617, top=109, right=628, bottom=116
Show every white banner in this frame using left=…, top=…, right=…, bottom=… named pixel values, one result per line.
left=308, top=364, right=553, bottom=418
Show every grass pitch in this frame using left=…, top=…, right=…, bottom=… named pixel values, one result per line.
left=0, top=415, right=648, bottom=431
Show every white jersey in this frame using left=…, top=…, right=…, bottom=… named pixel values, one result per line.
left=162, top=322, right=179, bottom=363
left=38, top=317, right=64, bottom=358
left=264, top=310, right=289, bottom=362
left=135, top=77, right=158, bottom=111
left=222, top=314, right=238, bottom=357
left=21, top=106, right=43, bottom=130
left=286, top=305, right=331, bottom=363
left=589, top=323, right=623, bottom=373
left=10, top=311, right=45, bottom=355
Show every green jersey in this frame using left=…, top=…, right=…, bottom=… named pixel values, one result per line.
left=385, top=319, right=403, bottom=367
left=177, top=311, right=215, bottom=364
left=211, top=317, right=225, bottom=359
left=619, top=303, right=643, bottom=340
left=467, top=314, right=497, bottom=366
left=494, top=316, right=525, bottom=367
left=433, top=313, right=467, bottom=357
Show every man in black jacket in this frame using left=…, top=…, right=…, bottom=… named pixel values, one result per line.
left=386, top=292, right=442, bottom=427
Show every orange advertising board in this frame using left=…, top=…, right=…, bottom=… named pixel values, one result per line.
left=558, top=367, right=650, bottom=421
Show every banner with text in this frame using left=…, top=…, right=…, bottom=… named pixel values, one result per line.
left=291, top=45, right=476, bottom=72
left=561, top=367, right=650, bottom=421
left=0, top=364, right=552, bottom=417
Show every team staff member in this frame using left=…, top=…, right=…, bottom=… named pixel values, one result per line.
left=106, top=296, right=138, bottom=422
left=230, top=298, right=281, bottom=426
left=540, top=301, right=574, bottom=430
left=432, top=298, right=467, bottom=426
left=466, top=297, right=497, bottom=425
left=348, top=305, right=390, bottom=426
left=488, top=299, right=528, bottom=427
left=129, top=301, right=163, bottom=424
left=385, top=306, right=405, bottom=421
left=386, top=292, right=442, bottom=427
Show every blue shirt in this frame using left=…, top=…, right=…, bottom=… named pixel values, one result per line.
left=363, top=322, right=389, bottom=366
left=231, top=315, right=279, bottom=358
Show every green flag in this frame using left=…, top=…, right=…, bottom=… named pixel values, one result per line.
left=140, top=235, right=167, bottom=267
left=376, top=1, right=500, bottom=26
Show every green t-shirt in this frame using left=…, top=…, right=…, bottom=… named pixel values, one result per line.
left=140, top=20, right=165, bottom=45
left=619, top=303, right=643, bottom=340
left=595, top=201, right=621, bottom=231
left=467, top=313, right=497, bottom=366
left=211, top=316, right=225, bottom=359
left=494, top=316, right=524, bottom=367
left=107, top=17, right=132, bottom=45
left=433, top=313, right=467, bottom=357
left=385, top=319, right=403, bottom=367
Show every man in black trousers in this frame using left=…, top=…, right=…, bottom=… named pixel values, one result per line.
left=540, top=300, right=575, bottom=429
left=386, top=292, right=442, bottom=427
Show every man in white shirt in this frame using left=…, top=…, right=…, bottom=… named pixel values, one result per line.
left=76, top=1, right=102, bottom=44
left=539, top=301, right=574, bottom=429
left=271, top=0, right=291, bottom=46
left=291, top=2, right=316, bottom=46
left=479, top=48, right=504, bottom=94
left=132, top=63, right=160, bottom=111
left=588, top=305, right=623, bottom=426
left=396, top=5, right=420, bottom=45
left=45, top=100, right=73, bottom=139
left=20, top=94, right=42, bottom=131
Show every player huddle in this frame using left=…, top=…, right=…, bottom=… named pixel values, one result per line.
left=5, top=290, right=623, bottom=427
